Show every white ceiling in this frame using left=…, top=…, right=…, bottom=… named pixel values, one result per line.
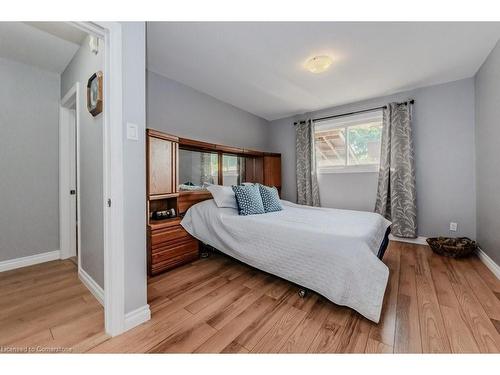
left=25, top=22, right=88, bottom=45
left=147, top=22, right=500, bottom=121
left=0, top=22, right=86, bottom=74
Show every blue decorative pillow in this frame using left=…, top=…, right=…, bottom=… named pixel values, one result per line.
left=232, top=184, right=265, bottom=215
left=258, top=184, right=283, bottom=213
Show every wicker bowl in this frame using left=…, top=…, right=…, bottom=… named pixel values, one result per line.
left=426, top=237, right=477, bottom=258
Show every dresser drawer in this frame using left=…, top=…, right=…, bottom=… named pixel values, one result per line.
left=151, top=224, right=191, bottom=247
left=152, top=237, right=198, bottom=258
left=148, top=218, right=199, bottom=275
left=151, top=241, right=199, bottom=275
left=151, top=252, right=199, bottom=275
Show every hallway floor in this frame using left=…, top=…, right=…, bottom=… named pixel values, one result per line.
left=0, top=259, right=105, bottom=353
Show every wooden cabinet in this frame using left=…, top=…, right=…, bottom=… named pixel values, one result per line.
left=245, top=156, right=264, bottom=184
left=146, top=129, right=198, bottom=276
left=263, top=154, right=281, bottom=190
left=147, top=218, right=199, bottom=276
left=147, top=129, right=179, bottom=199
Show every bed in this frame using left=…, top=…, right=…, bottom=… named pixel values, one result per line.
left=181, top=199, right=392, bottom=323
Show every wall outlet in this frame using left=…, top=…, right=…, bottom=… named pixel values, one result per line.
left=449, top=222, right=458, bottom=232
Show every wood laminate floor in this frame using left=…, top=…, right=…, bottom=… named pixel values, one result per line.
left=0, top=259, right=105, bottom=352
left=1, top=242, right=500, bottom=353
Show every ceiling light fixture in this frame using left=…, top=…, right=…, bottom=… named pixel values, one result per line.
left=304, top=55, right=333, bottom=74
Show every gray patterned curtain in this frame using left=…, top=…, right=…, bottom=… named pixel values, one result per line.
left=375, top=102, right=417, bottom=238
left=295, top=120, right=320, bottom=206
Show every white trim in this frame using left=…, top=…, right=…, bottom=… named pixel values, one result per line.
left=124, top=305, right=151, bottom=331
left=476, top=247, right=500, bottom=281
left=389, top=234, right=428, bottom=246
left=59, top=82, right=81, bottom=262
left=389, top=237, right=500, bottom=280
left=71, top=21, right=126, bottom=336
left=318, top=164, right=379, bottom=174
left=102, top=21, right=126, bottom=337
left=0, top=251, right=61, bottom=273
left=78, top=268, right=104, bottom=306
left=61, top=83, right=78, bottom=106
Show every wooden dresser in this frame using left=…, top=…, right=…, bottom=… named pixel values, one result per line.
left=146, top=129, right=199, bottom=276
left=147, top=218, right=199, bottom=276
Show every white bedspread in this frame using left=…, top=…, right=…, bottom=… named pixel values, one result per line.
left=181, top=199, right=391, bottom=322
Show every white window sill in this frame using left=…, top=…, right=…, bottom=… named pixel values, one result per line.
left=318, top=165, right=379, bottom=174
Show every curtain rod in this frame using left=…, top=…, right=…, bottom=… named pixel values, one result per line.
left=294, top=99, right=415, bottom=124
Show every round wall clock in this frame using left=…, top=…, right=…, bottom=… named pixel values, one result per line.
left=87, top=71, right=103, bottom=117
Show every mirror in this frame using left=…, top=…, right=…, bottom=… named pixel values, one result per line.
left=178, top=149, right=218, bottom=190
left=222, top=154, right=245, bottom=186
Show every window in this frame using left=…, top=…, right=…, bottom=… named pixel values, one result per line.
left=314, top=110, right=383, bottom=173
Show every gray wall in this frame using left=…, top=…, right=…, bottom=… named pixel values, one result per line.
left=147, top=71, right=270, bottom=150
left=121, top=22, right=148, bottom=314
left=61, top=36, right=104, bottom=287
left=269, top=78, right=477, bottom=239
left=0, top=58, right=60, bottom=262
left=475, top=40, right=500, bottom=265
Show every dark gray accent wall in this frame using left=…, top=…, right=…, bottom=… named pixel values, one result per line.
left=147, top=71, right=270, bottom=150
left=61, top=35, right=104, bottom=287
left=269, top=78, right=476, bottom=239
left=0, top=58, right=60, bottom=262
left=475, top=40, right=500, bottom=265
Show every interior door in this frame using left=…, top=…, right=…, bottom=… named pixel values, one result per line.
left=68, top=108, right=78, bottom=259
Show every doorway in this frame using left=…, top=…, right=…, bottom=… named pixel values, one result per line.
left=60, top=83, right=80, bottom=266
left=0, top=21, right=134, bottom=339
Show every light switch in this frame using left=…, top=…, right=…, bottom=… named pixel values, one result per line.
left=126, top=123, right=139, bottom=141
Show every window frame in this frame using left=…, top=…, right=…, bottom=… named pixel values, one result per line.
left=314, top=110, right=383, bottom=174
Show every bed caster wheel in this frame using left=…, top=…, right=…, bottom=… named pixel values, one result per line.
left=298, top=289, right=307, bottom=298
left=199, top=242, right=210, bottom=258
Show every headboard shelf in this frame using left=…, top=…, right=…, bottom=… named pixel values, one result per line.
left=178, top=190, right=213, bottom=215
left=148, top=216, right=181, bottom=230
left=147, top=129, right=282, bottom=216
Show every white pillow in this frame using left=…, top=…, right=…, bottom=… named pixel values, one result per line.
left=206, top=184, right=238, bottom=209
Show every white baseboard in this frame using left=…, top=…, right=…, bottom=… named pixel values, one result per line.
left=0, top=250, right=61, bottom=272
left=389, top=236, right=499, bottom=281
left=124, top=304, right=151, bottom=331
left=476, top=247, right=500, bottom=281
left=389, top=234, right=428, bottom=246
left=78, top=268, right=104, bottom=306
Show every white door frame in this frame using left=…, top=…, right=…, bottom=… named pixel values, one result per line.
left=67, top=21, right=126, bottom=337
left=60, top=83, right=81, bottom=267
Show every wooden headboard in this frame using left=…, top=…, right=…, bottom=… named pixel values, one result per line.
left=178, top=190, right=213, bottom=215
left=175, top=135, right=282, bottom=215
left=146, top=128, right=281, bottom=218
